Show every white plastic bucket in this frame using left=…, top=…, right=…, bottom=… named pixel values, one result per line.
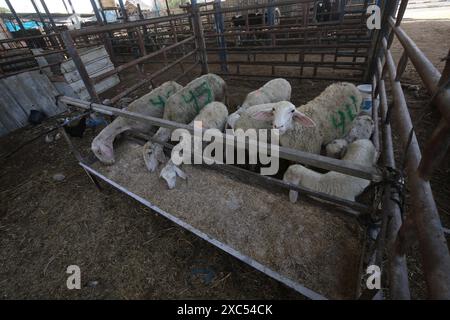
left=357, top=84, right=373, bottom=113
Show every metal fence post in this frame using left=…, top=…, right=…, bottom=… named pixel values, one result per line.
left=213, top=0, right=228, bottom=72
left=60, top=31, right=100, bottom=102
left=191, top=0, right=209, bottom=74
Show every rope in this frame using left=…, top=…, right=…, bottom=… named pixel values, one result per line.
left=365, top=165, right=407, bottom=221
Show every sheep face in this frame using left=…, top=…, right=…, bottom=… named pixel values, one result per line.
left=251, top=101, right=316, bottom=135
left=92, top=141, right=115, bottom=165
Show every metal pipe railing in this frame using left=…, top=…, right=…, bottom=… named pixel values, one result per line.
left=382, top=37, right=450, bottom=299
left=375, top=57, right=411, bottom=300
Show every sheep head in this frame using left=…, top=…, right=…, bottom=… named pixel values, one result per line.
left=250, top=101, right=315, bottom=135
left=92, top=139, right=115, bottom=165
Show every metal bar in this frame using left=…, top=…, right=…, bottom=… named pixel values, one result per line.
left=98, top=0, right=109, bottom=23
left=92, top=35, right=195, bottom=83
left=30, top=0, right=48, bottom=31
left=4, top=0, right=25, bottom=31
left=208, top=60, right=366, bottom=69
left=69, top=13, right=190, bottom=38
left=108, top=50, right=197, bottom=103
left=387, top=18, right=441, bottom=95
left=60, top=31, right=99, bottom=102
left=376, top=57, right=411, bottom=299
left=61, top=0, right=70, bottom=15
left=90, top=0, right=104, bottom=25
left=67, top=0, right=76, bottom=14
left=191, top=0, right=209, bottom=74
left=60, top=95, right=381, bottom=182
left=118, top=0, right=129, bottom=22
left=0, top=60, right=62, bottom=79
left=216, top=72, right=362, bottom=82
left=134, top=131, right=368, bottom=214
left=213, top=0, right=227, bottom=72
left=417, top=119, right=450, bottom=180
left=40, top=0, right=57, bottom=29
left=418, top=50, right=450, bottom=179
left=383, top=38, right=450, bottom=299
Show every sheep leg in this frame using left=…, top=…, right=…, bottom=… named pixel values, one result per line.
left=142, top=127, right=172, bottom=172
left=283, top=168, right=302, bottom=204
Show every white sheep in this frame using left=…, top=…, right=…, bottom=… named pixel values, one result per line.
left=91, top=81, right=182, bottom=164
left=284, top=139, right=377, bottom=203
left=325, top=139, right=348, bottom=159
left=160, top=101, right=229, bottom=189
left=325, top=114, right=374, bottom=159
left=247, top=82, right=362, bottom=154
left=143, top=73, right=227, bottom=172
left=227, top=78, right=292, bottom=129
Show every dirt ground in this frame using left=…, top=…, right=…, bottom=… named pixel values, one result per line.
left=1, top=18, right=449, bottom=299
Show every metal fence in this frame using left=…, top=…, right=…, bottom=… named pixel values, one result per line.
left=0, top=0, right=449, bottom=299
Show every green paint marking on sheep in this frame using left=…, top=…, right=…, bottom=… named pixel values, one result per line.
left=330, top=96, right=359, bottom=135
left=331, top=110, right=347, bottom=135
left=182, top=81, right=213, bottom=113
left=350, top=95, right=358, bottom=112
left=149, top=95, right=166, bottom=109
left=345, top=103, right=356, bottom=122
left=165, top=88, right=174, bottom=98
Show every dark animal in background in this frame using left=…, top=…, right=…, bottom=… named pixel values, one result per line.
left=231, top=13, right=264, bottom=27
left=231, top=9, right=281, bottom=28
left=63, top=116, right=87, bottom=138
left=28, top=110, right=47, bottom=125
left=315, top=0, right=342, bottom=23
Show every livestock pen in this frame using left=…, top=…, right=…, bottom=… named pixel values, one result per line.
left=0, top=0, right=449, bottom=299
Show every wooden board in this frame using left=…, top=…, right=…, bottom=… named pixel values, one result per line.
left=90, top=140, right=364, bottom=299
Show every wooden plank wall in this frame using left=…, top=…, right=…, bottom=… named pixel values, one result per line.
left=0, top=70, right=67, bottom=137
left=60, top=45, right=120, bottom=101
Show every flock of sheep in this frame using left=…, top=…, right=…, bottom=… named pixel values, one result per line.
left=91, top=73, right=377, bottom=203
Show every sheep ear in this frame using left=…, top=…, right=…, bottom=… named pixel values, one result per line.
left=293, top=111, right=316, bottom=127
left=251, top=110, right=273, bottom=121
left=175, top=166, right=187, bottom=180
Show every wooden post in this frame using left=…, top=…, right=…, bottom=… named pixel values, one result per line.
left=60, top=31, right=100, bottom=102
left=191, top=0, right=208, bottom=74
left=5, top=0, right=25, bottom=31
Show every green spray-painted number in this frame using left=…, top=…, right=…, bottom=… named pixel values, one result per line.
left=149, top=95, right=166, bottom=108
left=345, top=103, right=356, bottom=122
left=182, top=81, right=213, bottom=113
left=165, top=88, right=174, bottom=98
left=350, top=95, right=360, bottom=113
left=330, top=96, right=358, bottom=135
left=331, top=111, right=347, bottom=135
